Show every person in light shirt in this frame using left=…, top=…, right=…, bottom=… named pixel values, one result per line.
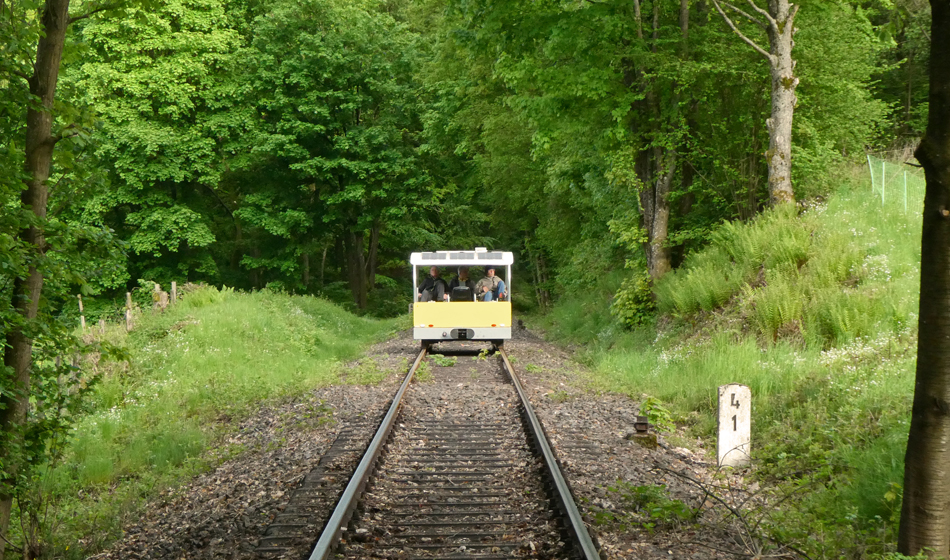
left=475, top=267, right=506, bottom=301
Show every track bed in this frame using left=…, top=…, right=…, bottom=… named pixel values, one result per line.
left=342, top=357, right=567, bottom=558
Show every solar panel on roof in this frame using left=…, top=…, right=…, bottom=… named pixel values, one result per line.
left=450, top=252, right=474, bottom=259
left=478, top=252, right=503, bottom=259
left=421, top=253, right=446, bottom=260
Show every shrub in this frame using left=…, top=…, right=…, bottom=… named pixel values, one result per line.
left=611, top=273, right=656, bottom=326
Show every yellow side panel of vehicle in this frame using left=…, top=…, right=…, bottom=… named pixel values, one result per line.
left=413, top=302, right=512, bottom=328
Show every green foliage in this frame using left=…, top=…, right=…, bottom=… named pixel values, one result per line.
left=414, top=360, right=433, bottom=382
left=639, top=396, right=675, bottom=434
left=63, top=0, right=245, bottom=283
left=51, top=0, right=445, bottom=308
left=414, top=0, right=894, bottom=312
left=591, top=482, right=694, bottom=531
left=541, top=178, right=921, bottom=557
left=657, top=187, right=919, bottom=347
left=611, top=274, right=657, bottom=327
left=344, top=358, right=389, bottom=385
left=0, top=0, right=931, bottom=554
left=180, top=284, right=232, bottom=309
left=30, top=289, right=397, bottom=557
left=364, top=278, right=413, bottom=318
left=749, top=273, right=805, bottom=339
left=227, top=0, right=434, bottom=301
left=866, top=0, right=930, bottom=143
left=654, top=207, right=816, bottom=316
left=791, top=1, right=889, bottom=197
left=530, top=270, right=627, bottom=346
left=428, top=354, right=457, bottom=367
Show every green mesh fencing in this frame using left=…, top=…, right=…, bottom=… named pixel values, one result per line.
left=866, top=154, right=926, bottom=214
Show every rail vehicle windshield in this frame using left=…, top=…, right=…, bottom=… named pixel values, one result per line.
left=410, top=249, right=513, bottom=303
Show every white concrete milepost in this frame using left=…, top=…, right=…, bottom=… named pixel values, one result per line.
left=717, top=384, right=751, bottom=468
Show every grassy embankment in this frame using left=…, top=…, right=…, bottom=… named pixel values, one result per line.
left=30, top=288, right=401, bottom=557
left=537, top=176, right=921, bottom=558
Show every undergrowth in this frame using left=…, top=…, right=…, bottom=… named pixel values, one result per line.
left=24, top=287, right=399, bottom=558
left=533, top=179, right=921, bottom=558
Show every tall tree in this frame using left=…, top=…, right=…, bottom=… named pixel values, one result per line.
left=66, top=0, right=246, bottom=284
left=627, top=0, right=690, bottom=280
left=238, top=0, right=429, bottom=308
left=448, top=0, right=702, bottom=280
left=0, top=1, right=70, bottom=556
left=711, top=0, right=800, bottom=206
left=898, top=0, right=950, bottom=555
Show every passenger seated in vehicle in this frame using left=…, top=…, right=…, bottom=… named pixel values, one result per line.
left=475, top=267, right=507, bottom=302
left=418, top=266, right=447, bottom=302
left=447, top=266, right=476, bottom=301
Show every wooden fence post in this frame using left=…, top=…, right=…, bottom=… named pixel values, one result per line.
left=154, top=283, right=169, bottom=311
left=77, top=295, right=85, bottom=330
left=171, top=281, right=177, bottom=305
left=125, top=291, right=133, bottom=332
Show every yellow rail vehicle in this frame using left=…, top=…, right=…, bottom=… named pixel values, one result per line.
left=411, top=249, right=513, bottom=347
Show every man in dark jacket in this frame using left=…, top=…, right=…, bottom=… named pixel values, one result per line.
left=448, top=266, right=477, bottom=301
left=418, top=266, right=447, bottom=302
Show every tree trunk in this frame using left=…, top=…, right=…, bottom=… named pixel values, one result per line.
left=344, top=231, right=367, bottom=309
left=0, top=0, right=70, bottom=557
left=335, top=237, right=345, bottom=281
left=712, top=0, right=799, bottom=207
left=302, top=253, right=310, bottom=290
left=627, top=0, right=685, bottom=281
left=231, top=217, right=243, bottom=272
left=365, top=220, right=380, bottom=291
left=765, top=0, right=798, bottom=206
left=532, top=255, right=543, bottom=308
left=637, top=148, right=676, bottom=280
left=319, top=245, right=327, bottom=288
left=899, top=2, right=950, bottom=556
left=680, top=0, right=689, bottom=56
left=537, top=253, right=551, bottom=308
left=249, top=247, right=260, bottom=288
left=525, top=240, right=550, bottom=309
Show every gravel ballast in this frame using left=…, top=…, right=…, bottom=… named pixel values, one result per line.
left=93, top=328, right=762, bottom=560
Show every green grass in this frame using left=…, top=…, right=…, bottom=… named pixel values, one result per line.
left=654, top=187, right=921, bottom=348
left=533, top=175, right=922, bottom=558
left=31, top=287, right=400, bottom=558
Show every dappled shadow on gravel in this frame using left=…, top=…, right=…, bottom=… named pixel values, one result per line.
left=94, top=327, right=758, bottom=560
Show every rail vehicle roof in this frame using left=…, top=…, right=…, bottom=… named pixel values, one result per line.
left=410, top=250, right=514, bottom=267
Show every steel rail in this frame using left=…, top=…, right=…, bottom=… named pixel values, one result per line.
left=307, top=347, right=428, bottom=560
left=498, top=347, right=602, bottom=560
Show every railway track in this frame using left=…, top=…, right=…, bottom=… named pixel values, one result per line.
left=259, top=343, right=600, bottom=560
